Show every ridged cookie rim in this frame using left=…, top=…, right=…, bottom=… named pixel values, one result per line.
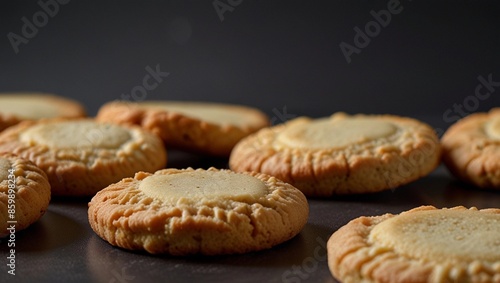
left=229, top=113, right=441, bottom=196
left=0, top=118, right=167, bottom=196
left=88, top=167, right=309, bottom=255
left=0, top=152, right=51, bottom=237
left=327, top=205, right=500, bottom=283
left=442, top=108, right=500, bottom=189
left=95, top=100, right=270, bottom=156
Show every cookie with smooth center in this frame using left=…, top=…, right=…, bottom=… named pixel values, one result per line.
left=442, top=108, right=500, bottom=189
left=229, top=113, right=441, bottom=196
left=327, top=206, right=500, bottom=283
left=0, top=153, right=51, bottom=237
left=96, top=101, right=269, bottom=156
left=0, top=93, right=86, bottom=132
left=0, top=119, right=167, bottom=196
left=88, top=168, right=309, bottom=255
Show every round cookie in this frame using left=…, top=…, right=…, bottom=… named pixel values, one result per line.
left=229, top=113, right=441, bottom=196
left=88, top=167, right=309, bottom=255
left=0, top=153, right=51, bottom=237
left=96, top=101, right=269, bottom=156
left=0, top=93, right=86, bottom=132
left=327, top=206, right=500, bottom=283
left=442, top=108, right=500, bottom=189
left=0, top=119, right=167, bottom=196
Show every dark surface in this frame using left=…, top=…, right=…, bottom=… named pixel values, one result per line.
left=1, top=1, right=500, bottom=282
left=1, top=150, right=500, bottom=283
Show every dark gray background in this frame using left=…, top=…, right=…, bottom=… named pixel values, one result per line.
left=1, top=1, right=500, bottom=283
left=1, top=1, right=499, bottom=124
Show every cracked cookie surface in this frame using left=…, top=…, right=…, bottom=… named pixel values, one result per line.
left=229, top=113, right=441, bottom=196
left=327, top=206, right=500, bottom=283
left=88, top=168, right=308, bottom=255
left=0, top=119, right=166, bottom=196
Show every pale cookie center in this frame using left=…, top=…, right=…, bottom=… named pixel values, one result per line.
left=19, top=121, right=132, bottom=149
left=140, top=102, right=257, bottom=127
left=139, top=171, right=268, bottom=203
left=276, top=118, right=397, bottom=149
left=0, top=97, right=63, bottom=119
left=0, top=158, right=11, bottom=181
left=370, top=210, right=500, bottom=262
left=485, top=116, right=500, bottom=140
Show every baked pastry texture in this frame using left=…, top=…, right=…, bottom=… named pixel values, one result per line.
left=0, top=153, right=51, bottom=237
left=96, top=101, right=269, bottom=156
left=88, top=167, right=309, bottom=255
left=0, top=119, right=166, bottom=196
left=327, top=206, right=500, bottom=283
left=442, top=108, right=500, bottom=189
left=0, top=93, right=86, bottom=132
left=229, top=113, right=441, bottom=196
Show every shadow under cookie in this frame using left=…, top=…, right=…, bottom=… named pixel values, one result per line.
left=167, top=149, right=229, bottom=170
left=1, top=209, right=85, bottom=253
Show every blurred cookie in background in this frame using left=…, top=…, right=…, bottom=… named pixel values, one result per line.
left=442, top=108, right=500, bottom=189
left=96, top=101, right=269, bottom=157
left=0, top=93, right=86, bottom=132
